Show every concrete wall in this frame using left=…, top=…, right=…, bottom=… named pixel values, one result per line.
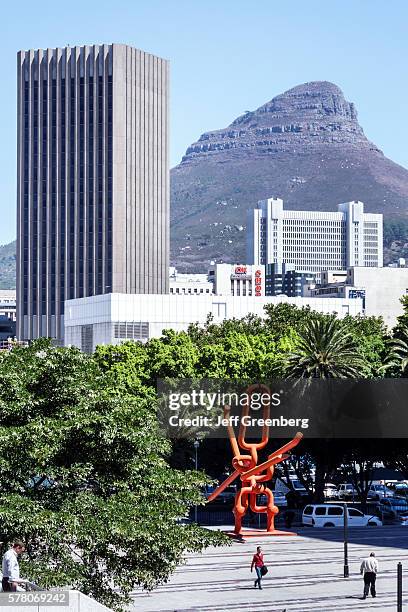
left=64, top=292, right=363, bottom=352
left=349, top=267, right=408, bottom=327
left=111, top=45, right=169, bottom=295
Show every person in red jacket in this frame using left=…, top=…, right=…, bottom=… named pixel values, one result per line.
left=251, top=546, right=265, bottom=589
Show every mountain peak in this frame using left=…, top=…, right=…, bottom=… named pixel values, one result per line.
left=171, top=81, right=408, bottom=271
left=282, top=80, right=344, bottom=96
left=185, top=80, right=366, bottom=159
left=232, top=80, right=357, bottom=127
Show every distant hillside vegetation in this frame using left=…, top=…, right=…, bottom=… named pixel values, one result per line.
left=383, top=218, right=408, bottom=265
left=0, top=240, right=16, bottom=290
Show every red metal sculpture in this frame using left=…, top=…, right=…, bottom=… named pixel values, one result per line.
left=208, top=384, right=303, bottom=536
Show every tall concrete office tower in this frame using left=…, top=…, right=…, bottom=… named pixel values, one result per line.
left=17, top=44, right=169, bottom=342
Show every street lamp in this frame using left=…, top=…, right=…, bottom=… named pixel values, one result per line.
left=194, top=438, right=200, bottom=523
left=343, top=503, right=349, bottom=578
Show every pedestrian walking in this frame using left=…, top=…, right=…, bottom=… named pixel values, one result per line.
left=251, top=546, right=266, bottom=590
left=2, top=540, right=26, bottom=592
left=360, top=552, right=379, bottom=599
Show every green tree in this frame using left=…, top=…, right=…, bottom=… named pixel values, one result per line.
left=195, top=331, right=272, bottom=379
left=391, top=295, right=408, bottom=340
left=383, top=218, right=408, bottom=246
left=146, top=330, right=199, bottom=383
left=380, top=296, right=408, bottom=376
left=0, top=341, right=226, bottom=610
left=187, top=313, right=265, bottom=345
left=283, top=317, right=367, bottom=501
left=339, top=441, right=382, bottom=507
left=284, top=317, right=367, bottom=379
left=263, top=303, right=320, bottom=340
left=382, top=326, right=408, bottom=376
left=342, top=314, right=388, bottom=378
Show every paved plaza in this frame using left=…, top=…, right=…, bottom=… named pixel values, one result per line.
left=132, top=525, right=408, bottom=611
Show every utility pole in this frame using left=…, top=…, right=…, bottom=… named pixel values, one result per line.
left=343, top=503, right=349, bottom=578
left=194, top=439, right=200, bottom=523
left=397, top=562, right=403, bottom=612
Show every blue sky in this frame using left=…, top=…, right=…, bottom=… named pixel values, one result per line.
left=1, top=0, right=407, bottom=244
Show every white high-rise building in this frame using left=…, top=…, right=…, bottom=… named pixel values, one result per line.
left=247, top=198, right=383, bottom=275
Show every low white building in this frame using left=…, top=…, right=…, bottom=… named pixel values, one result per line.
left=0, top=289, right=16, bottom=322
left=169, top=264, right=266, bottom=297
left=64, top=293, right=363, bottom=353
left=169, top=268, right=213, bottom=295
left=208, top=263, right=266, bottom=297
left=321, top=270, right=348, bottom=285
left=311, top=266, right=408, bottom=327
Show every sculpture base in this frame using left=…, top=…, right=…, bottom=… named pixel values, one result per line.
left=225, top=528, right=297, bottom=540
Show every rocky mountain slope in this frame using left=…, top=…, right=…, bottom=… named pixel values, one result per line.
left=171, top=81, right=408, bottom=271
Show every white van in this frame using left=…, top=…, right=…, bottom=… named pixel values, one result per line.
left=302, top=504, right=382, bottom=527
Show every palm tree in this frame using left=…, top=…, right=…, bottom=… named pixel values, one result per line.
left=284, top=317, right=366, bottom=378
left=283, top=317, right=366, bottom=503
left=382, top=326, right=408, bottom=376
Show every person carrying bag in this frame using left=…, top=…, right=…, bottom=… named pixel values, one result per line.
left=251, top=546, right=268, bottom=589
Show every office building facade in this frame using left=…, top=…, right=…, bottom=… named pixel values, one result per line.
left=208, top=263, right=265, bottom=297
left=17, top=44, right=169, bottom=342
left=247, top=198, right=383, bottom=276
left=265, top=263, right=315, bottom=297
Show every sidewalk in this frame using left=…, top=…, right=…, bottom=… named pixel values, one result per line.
left=131, top=526, right=407, bottom=611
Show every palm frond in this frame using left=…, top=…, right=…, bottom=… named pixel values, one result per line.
left=284, top=317, right=366, bottom=379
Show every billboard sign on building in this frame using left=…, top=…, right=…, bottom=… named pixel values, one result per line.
left=254, top=268, right=263, bottom=296
left=349, top=288, right=366, bottom=308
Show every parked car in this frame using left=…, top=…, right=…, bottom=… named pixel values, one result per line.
left=257, top=489, right=287, bottom=507
left=377, top=497, right=408, bottom=521
left=393, top=483, right=408, bottom=497
left=324, top=484, right=339, bottom=499
left=386, top=481, right=408, bottom=490
left=338, top=483, right=358, bottom=500
left=302, top=504, right=382, bottom=528
left=367, top=484, right=393, bottom=501
left=276, top=477, right=308, bottom=496
left=273, top=490, right=288, bottom=507
left=291, top=479, right=309, bottom=496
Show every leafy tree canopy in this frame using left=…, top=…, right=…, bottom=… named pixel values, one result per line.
left=0, top=340, right=226, bottom=610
